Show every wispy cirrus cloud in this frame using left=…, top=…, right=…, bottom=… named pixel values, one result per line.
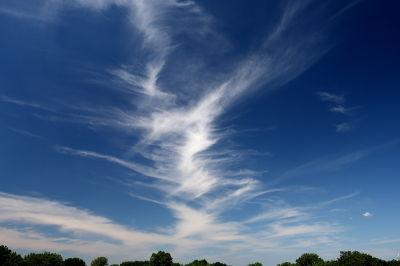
left=6, top=127, right=43, bottom=139
left=316, top=91, right=345, bottom=105
left=0, top=95, right=53, bottom=111
left=316, top=91, right=361, bottom=132
left=0, top=191, right=348, bottom=263
left=277, top=149, right=371, bottom=181
left=335, top=122, right=353, bottom=133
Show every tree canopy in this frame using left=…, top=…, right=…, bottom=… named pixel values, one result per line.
left=65, top=257, right=87, bottom=266
left=91, top=256, right=108, bottom=266
left=24, top=252, right=64, bottom=266
left=120, top=261, right=149, bottom=266
left=150, top=251, right=173, bottom=266
left=186, top=259, right=209, bottom=266
left=248, top=263, right=263, bottom=266
left=296, top=253, right=324, bottom=266
left=0, top=245, right=24, bottom=266
left=1, top=244, right=400, bottom=266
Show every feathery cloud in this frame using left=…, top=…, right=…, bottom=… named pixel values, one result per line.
left=336, top=122, right=352, bottom=133
left=317, top=92, right=345, bottom=105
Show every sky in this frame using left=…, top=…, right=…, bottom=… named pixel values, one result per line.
left=0, top=0, right=400, bottom=265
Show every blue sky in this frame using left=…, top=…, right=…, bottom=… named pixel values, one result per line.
left=0, top=0, right=400, bottom=265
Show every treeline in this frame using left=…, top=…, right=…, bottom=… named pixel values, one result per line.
left=1, top=245, right=400, bottom=266
left=277, top=252, right=400, bottom=266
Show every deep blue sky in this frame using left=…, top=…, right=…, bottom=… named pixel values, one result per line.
left=0, top=0, right=399, bottom=265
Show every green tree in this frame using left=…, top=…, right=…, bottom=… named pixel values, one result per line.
left=91, top=257, right=108, bottom=266
left=65, top=257, right=87, bottom=266
left=277, top=263, right=296, bottom=266
left=121, top=261, right=149, bottom=266
left=210, top=262, right=227, bottom=266
left=186, top=259, right=208, bottom=266
left=248, top=263, right=263, bottom=266
left=296, top=253, right=324, bottom=266
left=24, top=252, right=64, bottom=266
left=323, top=260, right=338, bottom=266
left=388, top=259, right=400, bottom=266
left=149, top=251, right=173, bottom=266
left=0, top=245, right=24, bottom=266
left=337, top=251, right=385, bottom=266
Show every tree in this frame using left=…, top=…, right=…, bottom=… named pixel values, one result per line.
left=337, top=251, right=385, bottom=266
left=388, top=259, right=400, bottom=266
left=65, top=257, right=87, bottom=266
left=277, top=263, right=296, bottom=266
left=121, top=261, right=149, bottom=266
left=248, top=263, right=263, bottom=266
left=186, top=259, right=208, bottom=266
left=210, top=262, right=227, bottom=266
left=0, top=245, right=24, bottom=266
left=91, top=257, right=108, bottom=266
left=296, top=253, right=324, bottom=266
left=24, top=252, right=64, bottom=266
left=150, top=251, right=173, bottom=266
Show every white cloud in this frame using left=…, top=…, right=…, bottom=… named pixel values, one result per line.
left=6, top=127, right=43, bottom=139
left=336, top=122, right=352, bottom=133
left=316, top=91, right=361, bottom=132
left=316, top=92, right=345, bottom=105
left=279, top=149, right=370, bottom=180
left=0, top=95, right=53, bottom=111
left=362, top=212, right=373, bottom=217
left=330, top=105, right=359, bottom=115
left=0, top=191, right=346, bottom=262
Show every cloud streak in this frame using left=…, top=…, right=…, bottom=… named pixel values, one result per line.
left=0, top=191, right=347, bottom=262
left=316, top=91, right=361, bottom=132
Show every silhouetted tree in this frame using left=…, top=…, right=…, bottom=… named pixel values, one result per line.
left=248, top=262, right=263, bottom=266
left=150, top=251, right=173, bottom=266
left=277, top=262, right=296, bottom=266
left=24, top=252, right=64, bottom=266
left=210, top=262, right=227, bottom=266
left=336, top=251, right=386, bottom=266
left=91, top=256, right=108, bottom=266
left=121, top=261, right=150, bottom=266
left=296, top=253, right=324, bottom=266
left=388, top=259, right=400, bottom=266
left=65, top=257, right=87, bottom=266
left=0, top=245, right=24, bottom=266
left=5, top=244, right=400, bottom=266
left=186, top=259, right=208, bottom=266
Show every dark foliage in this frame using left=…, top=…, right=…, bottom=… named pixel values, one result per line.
left=150, top=251, right=173, bottom=266
left=1, top=244, right=400, bottom=266
left=280, top=251, right=400, bottom=266
left=120, top=261, right=150, bottom=266
left=186, top=259, right=209, bottom=266
left=0, top=245, right=24, bottom=266
left=91, top=256, right=108, bottom=266
left=24, top=252, right=64, bottom=266
left=296, top=253, right=324, bottom=266
left=210, top=262, right=227, bottom=266
left=248, top=263, right=263, bottom=266
left=65, top=257, right=87, bottom=266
